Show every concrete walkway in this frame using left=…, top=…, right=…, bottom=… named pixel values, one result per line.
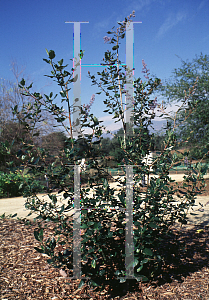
left=0, top=173, right=209, bottom=225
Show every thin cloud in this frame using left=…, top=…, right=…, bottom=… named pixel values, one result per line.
left=100, top=114, right=115, bottom=122
left=93, top=12, right=116, bottom=38
left=105, top=122, right=123, bottom=132
left=78, top=116, right=122, bottom=135
left=120, top=0, right=170, bottom=19
left=99, top=114, right=123, bottom=131
left=124, top=0, right=153, bottom=14
left=198, top=0, right=207, bottom=11
left=156, top=12, right=187, bottom=39
left=203, top=34, right=209, bottom=42
left=93, top=0, right=156, bottom=38
left=94, top=19, right=111, bottom=33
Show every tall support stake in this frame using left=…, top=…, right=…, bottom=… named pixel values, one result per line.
left=73, top=165, right=81, bottom=278
left=65, top=21, right=89, bottom=280
left=125, top=165, right=134, bottom=278
left=126, top=21, right=134, bottom=137
left=65, top=21, right=89, bottom=138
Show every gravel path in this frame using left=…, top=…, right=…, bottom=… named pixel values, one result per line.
left=0, top=173, right=209, bottom=225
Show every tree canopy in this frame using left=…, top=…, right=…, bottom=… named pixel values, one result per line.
left=158, top=53, right=209, bottom=158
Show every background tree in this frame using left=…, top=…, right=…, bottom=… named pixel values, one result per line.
left=100, top=137, right=112, bottom=156
left=0, top=61, right=60, bottom=172
left=107, top=133, right=124, bottom=163
left=41, top=131, right=66, bottom=157
left=151, top=133, right=166, bottom=152
left=0, top=121, right=32, bottom=171
left=99, top=125, right=163, bottom=163
left=157, top=53, right=209, bottom=159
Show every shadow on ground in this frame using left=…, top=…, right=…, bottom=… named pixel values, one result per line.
left=1, top=213, right=208, bottom=299
left=78, top=223, right=209, bottom=298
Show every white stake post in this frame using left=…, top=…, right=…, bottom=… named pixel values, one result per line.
left=65, top=20, right=141, bottom=280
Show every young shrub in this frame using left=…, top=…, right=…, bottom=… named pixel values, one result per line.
left=8, top=12, right=208, bottom=293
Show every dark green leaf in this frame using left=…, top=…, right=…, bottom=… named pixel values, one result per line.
left=143, top=248, right=153, bottom=256
left=87, top=221, right=94, bottom=227
left=20, top=79, right=25, bottom=86
left=90, top=279, right=100, bottom=287
left=115, top=270, right=121, bottom=276
left=140, top=258, right=149, bottom=265
left=43, top=58, right=50, bottom=64
left=58, top=59, right=63, bottom=66
left=91, top=259, right=96, bottom=268
left=99, top=269, right=105, bottom=276
left=127, top=257, right=139, bottom=269
left=34, top=228, right=43, bottom=242
left=136, top=265, right=143, bottom=272
left=34, top=247, right=44, bottom=253
left=135, top=275, right=149, bottom=282
left=26, top=83, right=33, bottom=89
left=59, top=204, right=65, bottom=214
left=112, top=45, right=119, bottom=50
left=78, top=279, right=85, bottom=289
left=48, top=50, right=55, bottom=60
left=148, top=222, right=158, bottom=229
left=80, top=224, right=88, bottom=229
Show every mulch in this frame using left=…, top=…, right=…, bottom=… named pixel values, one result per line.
left=0, top=176, right=209, bottom=299
left=0, top=215, right=209, bottom=299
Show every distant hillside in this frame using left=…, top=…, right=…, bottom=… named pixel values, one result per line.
left=101, top=120, right=167, bottom=139
left=149, top=120, right=167, bottom=133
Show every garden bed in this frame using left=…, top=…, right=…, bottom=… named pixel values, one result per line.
left=1, top=177, right=209, bottom=299
left=0, top=216, right=209, bottom=299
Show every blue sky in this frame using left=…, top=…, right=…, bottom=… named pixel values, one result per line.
left=1, top=0, right=209, bottom=134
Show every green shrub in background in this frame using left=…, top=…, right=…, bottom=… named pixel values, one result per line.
left=0, top=171, right=27, bottom=198
left=0, top=171, right=45, bottom=198
left=5, top=12, right=208, bottom=294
